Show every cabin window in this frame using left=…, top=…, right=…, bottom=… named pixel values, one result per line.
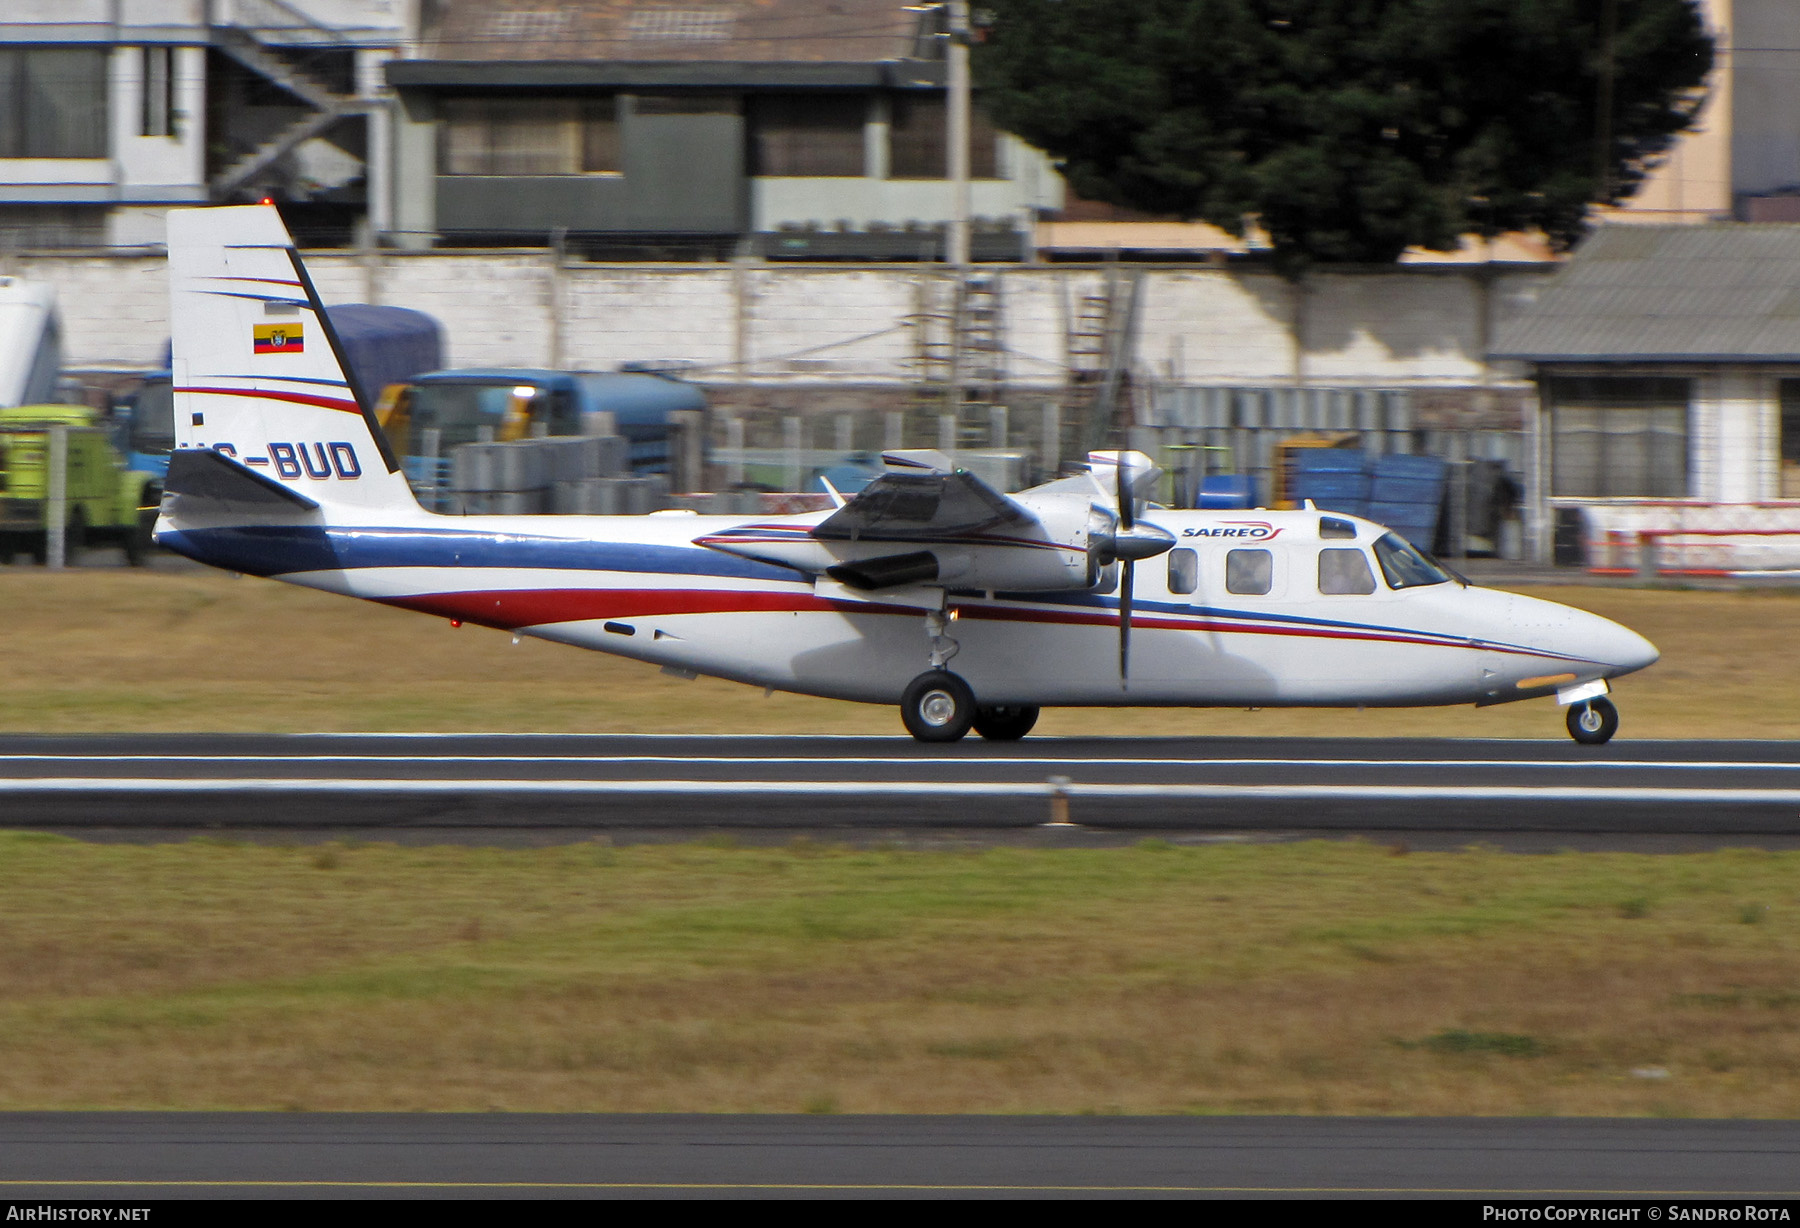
left=1166, top=547, right=1197, bottom=595
left=1318, top=548, right=1377, bottom=595
left=1225, top=548, right=1272, bottom=596
left=1319, top=516, right=1356, bottom=540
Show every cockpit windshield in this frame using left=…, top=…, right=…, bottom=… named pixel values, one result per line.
left=1373, top=532, right=1452, bottom=589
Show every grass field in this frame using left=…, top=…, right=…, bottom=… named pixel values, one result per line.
left=1, top=566, right=1797, bottom=737
left=5, top=568, right=1799, bottom=1116
left=1, top=835, right=1797, bottom=1115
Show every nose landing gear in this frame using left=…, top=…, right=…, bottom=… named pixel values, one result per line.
left=1566, top=696, right=1619, bottom=745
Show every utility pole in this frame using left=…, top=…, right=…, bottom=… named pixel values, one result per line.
left=946, top=0, right=971, bottom=269
left=1593, top=0, right=1619, bottom=203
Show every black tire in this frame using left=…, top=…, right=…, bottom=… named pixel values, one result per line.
left=63, top=508, right=88, bottom=565
left=900, top=670, right=977, bottom=743
left=972, top=704, right=1040, bottom=742
left=1567, top=696, right=1619, bottom=745
left=124, top=508, right=157, bottom=567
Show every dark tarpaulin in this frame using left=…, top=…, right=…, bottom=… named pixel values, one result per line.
left=325, top=304, right=444, bottom=404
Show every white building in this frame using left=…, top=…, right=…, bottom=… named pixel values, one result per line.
left=0, top=0, right=407, bottom=249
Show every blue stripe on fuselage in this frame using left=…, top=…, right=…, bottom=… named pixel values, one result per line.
left=157, top=524, right=802, bottom=583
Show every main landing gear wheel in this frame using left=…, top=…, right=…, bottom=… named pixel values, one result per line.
left=901, top=670, right=977, bottom=743
left=1566, top=696, right=1619, bottom=745
left=972, top=704, right=1040, bottom=742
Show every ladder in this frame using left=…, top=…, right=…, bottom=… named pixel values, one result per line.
left=906, top=272, right=1008, bottom=452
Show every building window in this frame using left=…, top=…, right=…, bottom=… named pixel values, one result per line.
left=0, top=205, right=106, bottom=247
left=634, top=93, right=738, bottom=116
left=887, top=95, right=999, bottom=179
left=748, top=94, right=865, bottom=177
left=140, top=46, right=175, bottom=138
left=1780, top=380, right=1800, bottom=498
left=1546, top=377, right=1689, bottom=498
left=0, top=48, right=108, bottom=158
left=440, top=97, right=619, bottom=176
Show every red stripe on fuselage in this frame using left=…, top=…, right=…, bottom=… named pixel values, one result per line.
left=178, top=386, right=361, bottom=414
left=378, top=587, right=883, bottom=631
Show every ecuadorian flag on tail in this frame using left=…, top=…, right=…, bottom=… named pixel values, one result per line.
left=252, top=322, right=303, bottom=354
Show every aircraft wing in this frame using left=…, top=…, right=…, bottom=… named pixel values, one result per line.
left=812, top=469, right=1032, bottom=543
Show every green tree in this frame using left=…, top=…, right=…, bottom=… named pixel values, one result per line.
left=973, top=0, right=1713, bottom=271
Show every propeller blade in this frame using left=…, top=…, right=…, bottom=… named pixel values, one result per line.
left=1119, top=558, right=1134, bottom=681
left=1116, top=450, right=1134, bottom=531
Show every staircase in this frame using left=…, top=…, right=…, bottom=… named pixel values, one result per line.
left=208, top=4, right=368, bottom=198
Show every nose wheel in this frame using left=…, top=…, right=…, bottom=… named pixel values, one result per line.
left=1566, top=696, right=1619, bottom=745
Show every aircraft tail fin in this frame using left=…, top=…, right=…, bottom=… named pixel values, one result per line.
left=165, top=204, right=416, bottom=514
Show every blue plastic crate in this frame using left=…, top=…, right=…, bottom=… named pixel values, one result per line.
left=1198, top=474, right=1257, bottom=509
left=1368, top=500, right=1440, bottom=537
left=1293, top=471, right=1371, bottom=501
left=1371, top=453, right=1448, bottom=482
left=1369, top=475, right=1444, bottom=505
left=1289, top=447, right=1367, bottom=473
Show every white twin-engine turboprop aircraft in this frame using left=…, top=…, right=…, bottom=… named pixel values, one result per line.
left=155, top=205, right=1659, bottom=744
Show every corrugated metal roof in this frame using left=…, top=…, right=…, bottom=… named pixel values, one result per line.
left=1490, top=224, right=1800, bottom=362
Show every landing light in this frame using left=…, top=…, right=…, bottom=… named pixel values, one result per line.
left=512, top=385, right=537, bottom=399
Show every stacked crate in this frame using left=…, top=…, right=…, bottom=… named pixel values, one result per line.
left=447, top=434, right=668, bottom=516
left=1365, top=454, right=1448, bottom=552
left=1287, top=448, right=1447, bottom=551
left=1285, top=448, right=1369, bottom=515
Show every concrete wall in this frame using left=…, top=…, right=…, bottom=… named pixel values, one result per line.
left=19, top=247, right=1554, bottom=394
left=19, top=247, right=1553, bottom=390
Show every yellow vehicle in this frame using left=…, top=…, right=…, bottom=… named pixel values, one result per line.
left=0, top=405, right=157, bottom=564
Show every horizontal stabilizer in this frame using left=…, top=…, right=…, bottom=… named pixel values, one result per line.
left=165, top=447, right=321, bottom=511
left=813, top=469, right=1028, bottom=542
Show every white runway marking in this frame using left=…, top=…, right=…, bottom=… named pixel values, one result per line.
left=0, top=755, right=1794, bottom=771
left=5, top=778, right=1800, bottom=803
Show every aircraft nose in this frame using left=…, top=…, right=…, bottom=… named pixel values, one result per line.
left=1602, top=620, right=1660, bottom=676
left=1498, top=592, right=1658, bottom=677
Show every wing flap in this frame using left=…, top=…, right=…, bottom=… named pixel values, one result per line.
left=812, top=469, right=1029, bottom=542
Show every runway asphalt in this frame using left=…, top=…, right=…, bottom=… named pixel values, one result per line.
left=1, top=733, right=1799, bottom=844
left=1, top=1113, right=1797, bottom=1200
